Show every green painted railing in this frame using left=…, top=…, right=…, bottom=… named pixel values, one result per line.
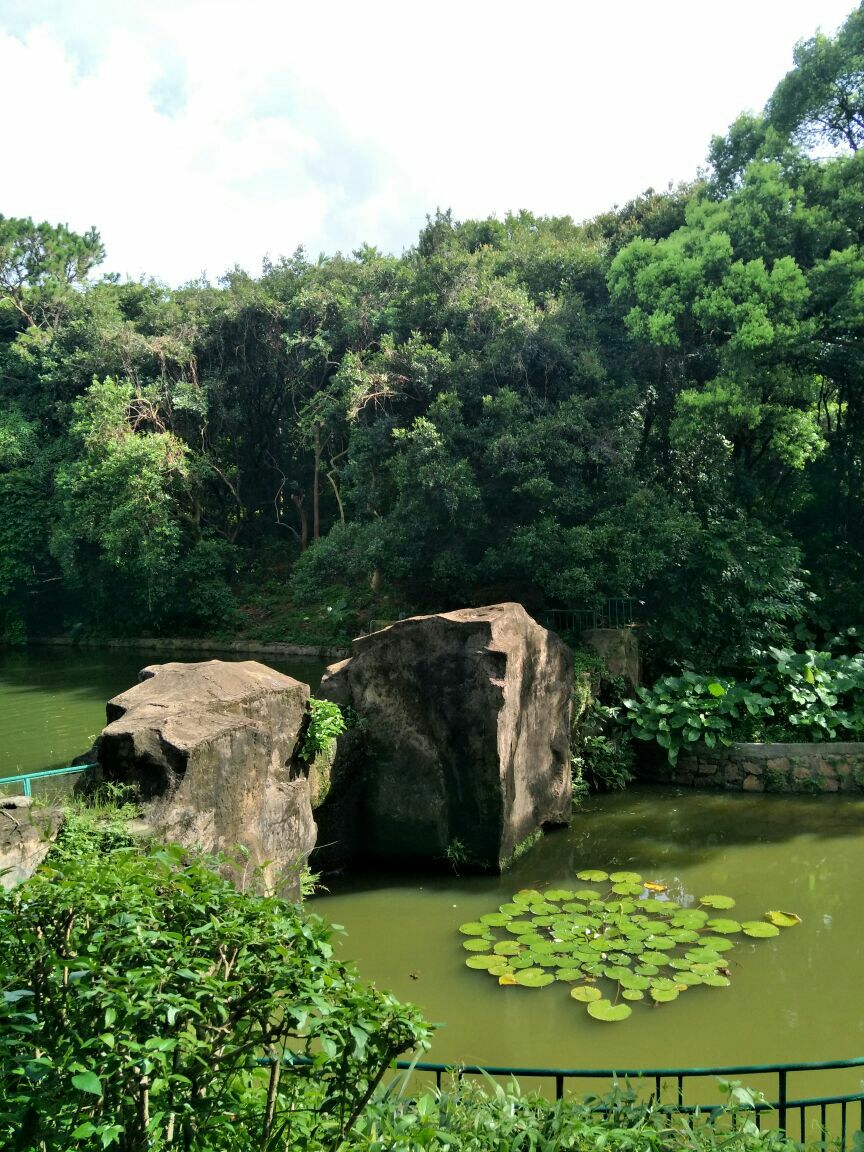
left=388, top=1056, right=864, bottom=1144
left=0, top=763, right=95, bottom=798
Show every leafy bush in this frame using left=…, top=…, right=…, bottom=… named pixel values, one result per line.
left=349, top=1076, right=799, bottom=1152
left=0, top=845, right=430, bottom=1152
left=622, top=647, right=864, bottom=763
left=301, top=697, right=347, bottom=759
left=571, top=652, right=635, bottom=794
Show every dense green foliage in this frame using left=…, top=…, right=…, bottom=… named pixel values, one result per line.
left=2, top=8, right=863, bottom=677
left=348, top=1078, right=799, bottom=1152
left=623, top=645, right=864, bottom=762
left=301, top=697, right=347, bottom=759
left=0, top=844, right=430, bottom=1151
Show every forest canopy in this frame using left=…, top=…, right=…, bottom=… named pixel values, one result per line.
left=2, top=5, right=863, bottom=675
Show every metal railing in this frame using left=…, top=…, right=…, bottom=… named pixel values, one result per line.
left=389, top=1056, right=864, bottom=1145
left=544, top=598, right=639, bottom=635
left=0, top=763, right=95, bottom=798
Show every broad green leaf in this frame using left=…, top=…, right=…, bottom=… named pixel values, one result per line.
left=576, top=870, right=608, bottom=882
left=650, top=987, right=680, bottom=1002
left=72, top=1070, right=103, bottom=1096
left=742, top=921, right=780, bottom=938
left=766, top=910, right=801, bottom=928
left=570, top=984, right=603, bottom=1002
left=700, top=894, right=736, bottom=910
left=463, top=938, right=492, bottom=952
left=706, top=918, right=741, bottom=934
left=459, top=922, right=488, bottom=936
left=587, top=999, right=632, bottom=1021
left=515, top=968, right=554, bottom=987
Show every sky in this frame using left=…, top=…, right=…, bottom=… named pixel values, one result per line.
left=0, top=0, right=856, bottom=285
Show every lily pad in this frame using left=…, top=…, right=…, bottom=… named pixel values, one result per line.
left=766, top=910, right=801, bottom=928
left=493, top=940, right=522, bottom=956
left=742, top=921, right=780, bottom=938
left=700, top=936, right=735, bottom=952
left=570, top=985, right=603, bottom=1002
left=650, top=986, right=680, bottom=1003
left=464, top=938, right=493, bottom=952
left=587, top=999, right=632, bottom=1022
left=700, top=894, right=736, bottom=910
left=461, top=868, right=794, bottom=1020
left=555, top=968, right=584, bottom=982
left=515, top=968, right=554, bottom=987
left=699, top=973, right=731, bottom=987
left=706, top=919, right=741, bottom=934
left=512, top=889, right=544, bottom=904
left=674, top=970, right=703, bottom=986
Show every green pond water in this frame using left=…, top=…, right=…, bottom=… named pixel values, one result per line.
left=316, top=790, right=864, bottom=1083
left=3, top=648, right=864, bottom=1093
left=0, top=646, right=327, bottom=783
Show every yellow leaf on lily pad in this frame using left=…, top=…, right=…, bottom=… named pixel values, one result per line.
left=498, top=973, right=518, bottom=986
left=766, top=910, right=801, bottom=928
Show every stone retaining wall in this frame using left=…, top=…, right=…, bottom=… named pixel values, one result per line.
left=25, top=635, right=348, bottom=661
left=653, top=742, right=864, bottom=793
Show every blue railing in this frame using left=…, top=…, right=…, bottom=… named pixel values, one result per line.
left=0, top=763, right=95, bottom=798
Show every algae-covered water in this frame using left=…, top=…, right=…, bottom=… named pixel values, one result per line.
left=3, top=647, right=863, bottom=1086
left=0, top=646, right=326, bottom=782
left=316, top=789, right=864, bottom=1079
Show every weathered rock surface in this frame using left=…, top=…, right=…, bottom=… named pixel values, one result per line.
left=316, top=603, right=572, bottom=871
left=0, top=799, right=63, bottom=889
left=98, top=660, right=314, bottom=894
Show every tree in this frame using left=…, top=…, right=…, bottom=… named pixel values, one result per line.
left=0, top=214, right=104, bottom=331
left=767, top=5, right=864, bottom=153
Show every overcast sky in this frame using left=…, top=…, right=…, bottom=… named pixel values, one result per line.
left=0, top=0, right=855, bottom=285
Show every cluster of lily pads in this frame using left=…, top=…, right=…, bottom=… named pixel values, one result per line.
left=459, top=869, right=800, bottom=1023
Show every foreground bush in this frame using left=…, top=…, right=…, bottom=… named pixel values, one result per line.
left=0, top=845, right=430, bottom=1151
left=350, top=1078, right=801, bottom=1152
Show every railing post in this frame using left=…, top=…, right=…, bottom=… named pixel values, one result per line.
left=23, top=776, right=32, bottom=798
left=777, top=1069, right=787, bottom=1134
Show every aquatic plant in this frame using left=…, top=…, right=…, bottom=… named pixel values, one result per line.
left=459, top=870, right=799, bottom=1023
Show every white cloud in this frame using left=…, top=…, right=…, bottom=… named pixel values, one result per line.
left=0, top=0, right=855, bottom=284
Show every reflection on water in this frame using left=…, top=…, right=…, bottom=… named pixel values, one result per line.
left=315, top=788, right=864, bottom=1072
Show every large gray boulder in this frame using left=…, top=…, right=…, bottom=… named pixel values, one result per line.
left=98, top=660, right=314, bottom=895
left=316, top=603, right=573, bottom=871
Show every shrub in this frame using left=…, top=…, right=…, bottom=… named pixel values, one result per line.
left=301, top=697, right=347, bottom=759
left=0, top=845, right=430, bottom=1152
left=621, top=647, right=864, bottom=763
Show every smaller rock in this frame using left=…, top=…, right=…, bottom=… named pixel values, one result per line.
left=742, top=774, right=764, bottom=792
left=0, top=806, right=64, bottom=889
left=0, top=795, right=32, bottom=809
